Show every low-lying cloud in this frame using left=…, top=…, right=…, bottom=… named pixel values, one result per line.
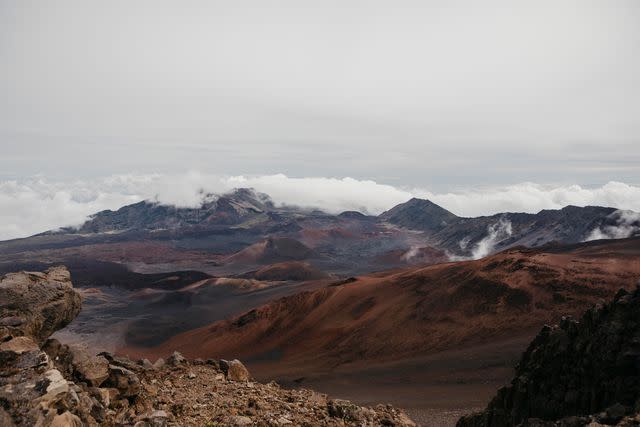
left=471, top=218, right=513, bottom=260
left=585, top=210, right=640, bottom=241
left=1, top=173, right=640, bottom=241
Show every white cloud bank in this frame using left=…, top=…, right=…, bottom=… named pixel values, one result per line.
left=1, top=173, right=640, bottom=241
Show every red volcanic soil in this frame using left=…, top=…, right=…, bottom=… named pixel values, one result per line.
left=123, top=238, right=640, bottom=374
left=373, top=246, right=449, bottom=266
left=251, top=261, right=330, bottom=281
left=225, top=237, right=314, bottom=265
left=46, top=241, right=217, bottom=265
left=118, top=238, right=640, bottom=425
left=298, top=227, right=357, bottom=247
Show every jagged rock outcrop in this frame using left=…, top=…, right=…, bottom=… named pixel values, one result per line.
left=132, top=358, right=417, bottom=426
left=0, top=267, right=417, bottom=426
left=0, top=267, right=146, bottom=426
left=0, top=266, right=81, bottom=345
left=457, top=285, right=640, bottom=427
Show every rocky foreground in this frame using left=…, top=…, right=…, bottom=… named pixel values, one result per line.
left=0, top=267, right=416, bottom=426
left=457, top=284, right=640, bottom=427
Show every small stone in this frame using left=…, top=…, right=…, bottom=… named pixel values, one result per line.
left=0, top=408, right=14, bottom=427
left=69, top=345, right=109, bottom=387
left=0, top=336, right=39, bottom=354
left=42, top=338, right=63, bottom=360
left=105, top=387, right=120, bottom=403
left=143, top=383, right=159, bottom=396
left=151, top=409, right=168, bottom=418
left=227, top=415, right=253, bottom=426
left=277, top=416, right=293, bottom=425
left=307, top=391, right=327, bottom=406
left=50, top=411, right=83, bottom=427
left=41, top=369, right=69, bottom=401
left=167, top=351, right=185, bottom=366
left=0, top=316, right=24, bottom=326
left=105, top=365, right=140, bottom=397
left=141, top=358, right=154, bottom=370
left=153, top=358, right=165, bottom=369
left=96, top=387, right=111, bottom=408
left=220, top=359, right=250, bottom=382
left=597, top=403, right=628, bottom=424
left=187, top=371, right=196, bottom=379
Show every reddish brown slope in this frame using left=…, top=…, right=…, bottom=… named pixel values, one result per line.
left=251, top=261, right=330, bottom=281
left=224, top=237, right=314, bottom=265
left=123, top=238, right=640, bottom=374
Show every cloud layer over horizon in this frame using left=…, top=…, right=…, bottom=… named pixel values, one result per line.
left=2, top=173, right=640, bottom=240
left=2, top=1, right=639, bottom=187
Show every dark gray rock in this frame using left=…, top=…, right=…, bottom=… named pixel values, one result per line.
left=457, top=285, right=640, bottom=427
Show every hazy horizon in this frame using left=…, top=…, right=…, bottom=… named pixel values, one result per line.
left=1, top=1, right=639, bottom=239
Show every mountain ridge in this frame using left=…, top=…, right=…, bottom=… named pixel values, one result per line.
left=30, top=189, right=638, bottom=260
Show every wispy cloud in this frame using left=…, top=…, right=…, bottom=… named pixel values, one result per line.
left=471, top=218, right=513, bottom=260
left=585, top=210, right=640, bottom=241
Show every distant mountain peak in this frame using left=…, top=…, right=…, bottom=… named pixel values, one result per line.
left=73, top=187, right=277, bottom=234
left=212, top=188, right=275, bottom=215
left=222, top=188, right=271, bottom=204
left=379, top=197, right=459, bottom=231
left=401, top=197, right=454, bottom=211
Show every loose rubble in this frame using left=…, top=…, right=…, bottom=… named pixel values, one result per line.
left=0, top=267, right=416, bottom=426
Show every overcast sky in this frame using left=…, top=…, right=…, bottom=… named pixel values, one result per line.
left=1, top=0, right=639, bottom=189
left=2, top=1, right=640, bottom=239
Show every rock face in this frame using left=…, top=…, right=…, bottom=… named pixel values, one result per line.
left=0, top=267, right=136, bottom=426
left=457, top=285, right=640, bottom=427
left=0, top=266, right=81, bottom=345
left=0, top=267, right=416, bottom=426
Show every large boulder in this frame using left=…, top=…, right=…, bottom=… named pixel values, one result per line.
left=0, top=267, right=81, bottom=345
left=0, top=267, right=88, bottom=426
